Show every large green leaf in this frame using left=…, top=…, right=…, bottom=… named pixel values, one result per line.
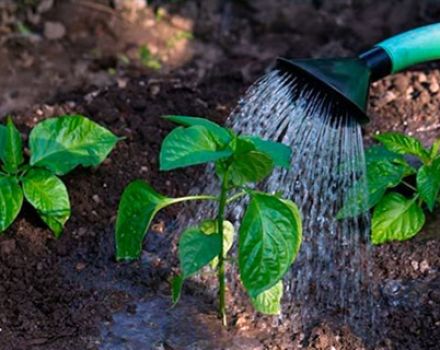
left=163, top=115, right=231, bottom=146
left=239, top=193, right=302, bottom=297
left=371, top=192, right=425, bottom=245
left=375, top=132, right=430, bottom=163
left=250, top=280, right=283, bottom=315
left=160, top=125, right=232, bottom=171
left=22, top=168, right=71, bottom=237
left=216, top=138, right=274, bottom=186
left=417, top=157, right=440, bottom=212
left=242, top=136, right=291, bottom=169
left=1, top=118, right=24, bottom=174
left=29, top=115, right=119, bottom=175
left=115, top=180, right=174, bottom=260
left=0, top=176, right=23, bottom=232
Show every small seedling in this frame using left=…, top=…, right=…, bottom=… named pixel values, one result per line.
left=339, top=132, right=440, bottom=244
left=115, top=116, right=302, bottom=325
left=139, top=45, right=162, bottom=70
left=0, top=115, right=119, bottom=236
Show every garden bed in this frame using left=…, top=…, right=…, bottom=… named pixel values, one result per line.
left=0, top=1, right=439, bottom=349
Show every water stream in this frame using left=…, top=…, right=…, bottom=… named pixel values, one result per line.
left=186, top=69, right=375, bottom=341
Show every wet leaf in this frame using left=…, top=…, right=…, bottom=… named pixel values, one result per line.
left=216, top=138, right=274, bottom=186
left=22, top=168, right=70, bottom=237
left=250, top=280, right=283, bottom=315
left=243, top=136, right=291, bottom=169
left=375, top=132, right=430, bottom=163
left=29, top=115, right=119, bottom=175
left=239, top=193, right=302, bottom=297
left=371, top=192, right=425, bottom=245
left=0, top=176, right=23, bottom=232
left=417, top=157, right=440, bottom=211
left=1, top=118, right=24, bottom=174
left=115, top=180, right=173, bottom=260
left=160, top=126, right=232, bottom=171
left=163, top=115, right=231, bottom=146
left=337, top=154, right=413, bottom=219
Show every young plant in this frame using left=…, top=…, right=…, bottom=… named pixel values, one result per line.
left=0, top=115, right=119, bottom=236
left=338, top=132, right=440, bottom=244
left=115, top=116, right=302, bottom=325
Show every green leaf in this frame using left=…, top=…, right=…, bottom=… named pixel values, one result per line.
left=250, top=280, right=283, bottom=315
left=159, top=125, right=232, bottom=171
left=243, top=136, right=291, bottom=169
left=171, top=223, right=223, bottom=306
left=179, top=226, right=222, bottom=277
left=29, top=115, right=119, bottom=175
left=22, top=168, right=71, bottom=237
left=417, top=157, right=440, bottom=211
left=430, top=139, right=440, bottom=159
left=375, top=132, right=430, bottom=163
left=371, top=192, right=425, bottom=245
left=171, top=275, right=184, bottom=306
left=115, top=180, right=173, bottom=260
left=0, top=176, right=23, bottom=232
left=216, top=138, right=274, bottom=186
left=200, top=220, right=234, bottom=269
left=163, top=115, right=231, bottom=146
left=337, top=153, right=413, bottom=219
left=0, top=125, right=5, bottom=161
left=239, top=193, right=302, bottom=297
left=1, top=117, right=24, bottom=174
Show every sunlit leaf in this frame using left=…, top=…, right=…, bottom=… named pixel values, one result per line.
left=371, top=192, right=425, bottom=245
left=0, top=176, right=23, bottom=232
left=250, top=280, right=283, bottom=315
left=417, top=157, right=440, bottom=211
left=22, top=168, right=71, bottom=237
left=1, top=117, right=23, bottom=174
left=239, top=193, right=302, bottom=297
left=163, top=115, right=231, bottom=146
left=29, top=115, right=119, bottom=175
left=160, top=125, right=232, bottom=171
left=375, top=132, right=430, bottom=163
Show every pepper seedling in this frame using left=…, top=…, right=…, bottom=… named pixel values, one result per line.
left=115, top=116, right=302, bottom=325
left=0, top=115, right=119, bottom=236
left=338, top=132, right=440, bottom=244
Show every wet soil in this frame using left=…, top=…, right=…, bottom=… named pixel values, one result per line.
left=0, top=1, right=439, bottom=349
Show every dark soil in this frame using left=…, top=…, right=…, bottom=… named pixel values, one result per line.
left=0, top=1, right=439, bottom=349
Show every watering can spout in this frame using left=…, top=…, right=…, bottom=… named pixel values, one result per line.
left=275, top=57, right=371, bottom=124
left=276, top=23, right=440, bottom=125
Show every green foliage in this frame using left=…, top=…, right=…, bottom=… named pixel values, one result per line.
left=0, top=115, right=118, bottom=236
left=339, top=132, right=440, bottom=244
left=115, top=116, right=301, bottom=323
left=138, top=45, right=162, bottom=70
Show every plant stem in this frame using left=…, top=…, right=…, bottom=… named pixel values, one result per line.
left=226, top=191, right=246, bottom=204
left=402, top=180, right=417, bottom=192
left=169, top=194, right=218, bottom=205
left=217, top=170, right=229, bottom=327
